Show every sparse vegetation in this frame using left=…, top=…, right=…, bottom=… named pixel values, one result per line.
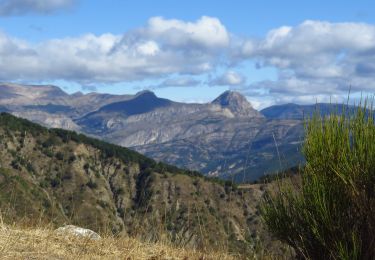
left=0, top=112, right=235, bottom=187
left=261, top=99, right=375, bottom=259
left=0, top=222, right=235, bottom=260
left=0, top=113, right=277, bottom=257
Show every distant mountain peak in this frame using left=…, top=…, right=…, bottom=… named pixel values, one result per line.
left=135, top=90, right=157, bottom=98
left=97, top=90, right=172, bottom=117
left=212, top=91, right=262, bottom=118
left=213, top=90, right=246, bottom=105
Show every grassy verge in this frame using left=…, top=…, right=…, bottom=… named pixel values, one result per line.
left=0, top=222, right=235, bottom=260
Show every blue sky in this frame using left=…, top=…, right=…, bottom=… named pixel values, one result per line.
left=0, top=0, right=375, bottom=108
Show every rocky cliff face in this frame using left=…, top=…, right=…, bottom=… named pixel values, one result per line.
left=0, top=83, right=304, bottom=181
left=212, top=90, right=263, bottom=118
left=0, top=113, right=278, bottom=254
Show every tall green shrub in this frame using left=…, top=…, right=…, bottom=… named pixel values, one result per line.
left=261, top=100, right=375, bottom=259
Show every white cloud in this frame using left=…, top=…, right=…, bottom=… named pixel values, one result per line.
left=211, top=71, right=245, bottom=86
left=236, top=20, right=375, bottom=106
left=0, top=16, right=230, bottom=83
left=136, top=41, right=160, bottom=56
left=241, top=20, right=375, bottom=66
left=144, top=16, right=230, bottom=50
left=0, top=0, right=77, bottom=16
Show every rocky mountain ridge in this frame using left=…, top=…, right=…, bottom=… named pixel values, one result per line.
left=0, top=83, right=304, bottom=181
left=212, top=90, right=262, bottom=118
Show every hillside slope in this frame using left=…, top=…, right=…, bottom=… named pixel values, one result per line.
left=0, top=113, right=278, bottom=254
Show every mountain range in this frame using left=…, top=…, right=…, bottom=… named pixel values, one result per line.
left=0, top=83, right=328, bottom=181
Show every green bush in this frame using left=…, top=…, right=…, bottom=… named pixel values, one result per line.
left=261, top=100, right=375, bottom=259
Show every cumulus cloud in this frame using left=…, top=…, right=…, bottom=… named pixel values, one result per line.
left=236, top=20, right=375, bottom=104
left=0, top=17, right=375, bottom=106
left=211, top=71, right=245, bottom=86
left=0, top=16, right=230, bottom=84
left=0, top=0, right=77, bottom=16
left=142, top=16, right=230, bottom=50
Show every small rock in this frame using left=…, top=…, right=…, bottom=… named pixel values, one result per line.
left=55, top=225, right=101, bottom=240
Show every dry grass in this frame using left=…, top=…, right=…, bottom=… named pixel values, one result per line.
left=0, top=223, right=235, bottom=260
